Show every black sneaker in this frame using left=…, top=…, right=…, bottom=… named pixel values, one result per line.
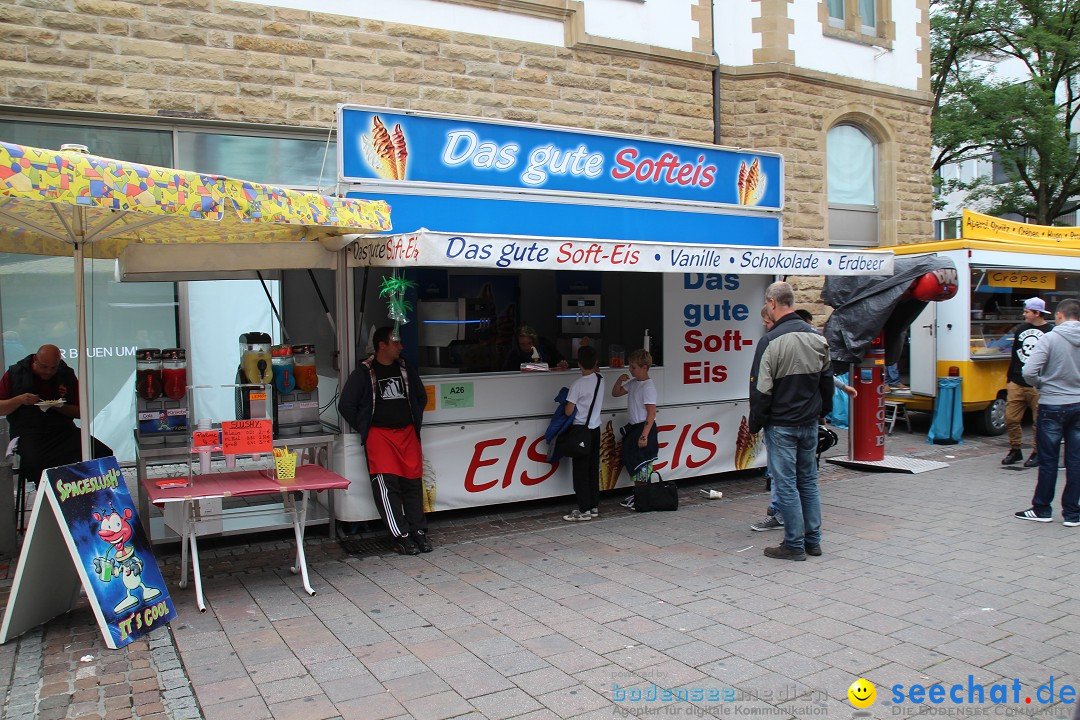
left=1002, top=449, right=1023, bottom=465
left=411, top=529, right=433, bottom=553
left=1014, top=509, right=1052, bottom=523
left=805, top=543, right=822, bottom=557
left=394, top=536, right=421, bottom=555
left=750, top=515, right=784, bottom=531
left=1023, top=452, right=1039, bottom=468
left=763, top=544, right=806, bottom=561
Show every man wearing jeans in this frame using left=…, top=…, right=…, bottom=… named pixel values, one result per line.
left=1015, top=298, right=1080, bottom=527
left=749, top=282, right=834, bottom=560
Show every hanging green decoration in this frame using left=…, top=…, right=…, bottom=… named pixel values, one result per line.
left=378, top=272, right=416, bottom=333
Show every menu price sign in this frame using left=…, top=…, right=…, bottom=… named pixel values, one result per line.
left=221, top=419, right=273, bottom=455
left=191, top=429, right=221, bottom=451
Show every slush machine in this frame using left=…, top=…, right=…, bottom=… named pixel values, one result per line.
left=135, top=347, right=190, bottom=446
left=273, top=343, right=321, bottom=436
left=236, top=332, right=272, bottom=420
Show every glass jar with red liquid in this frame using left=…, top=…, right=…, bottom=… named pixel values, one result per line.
left=292, top=344, right=318, bottom=393
left=161, top=348, right=187, bottom=401
left=135, top=348, right=162, bottom=401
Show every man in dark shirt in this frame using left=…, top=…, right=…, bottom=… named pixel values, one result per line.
left=0, top=344, right=112, bottom=486
left=502, top=325, right=567, bottom=371
left=339, top=327, right=431, bottom=555
left=749, top=283, right=833, bottom=561
left=1003, top=297, right=1053, bottom=467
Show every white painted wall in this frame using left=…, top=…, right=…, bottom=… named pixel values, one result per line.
left=582, top=0, right=698, bottom=53
left=714, top=0, right=760, bottom=66
left=231, top=0, right=701, bottom=53
left=231, top=0, right=564, bottom=45
left=788, top=0, right=923, bottom=90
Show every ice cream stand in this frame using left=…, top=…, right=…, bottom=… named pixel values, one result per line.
left=326, top=106, right=897, bottom=523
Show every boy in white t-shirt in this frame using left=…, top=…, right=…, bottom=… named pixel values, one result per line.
left=612, top=349, right=658, bottom=483
left=563, top=345, right=605, bottom=522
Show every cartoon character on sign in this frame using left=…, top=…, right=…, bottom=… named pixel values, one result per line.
left=91, top=506, right=162, bottom=614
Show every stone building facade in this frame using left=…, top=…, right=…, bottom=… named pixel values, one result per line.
left=0, top=0, right=933, bottom=280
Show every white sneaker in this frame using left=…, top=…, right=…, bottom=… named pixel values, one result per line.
left=563, top=509, right=592, bottom=522
left=589, top=508, right=599, bottom=518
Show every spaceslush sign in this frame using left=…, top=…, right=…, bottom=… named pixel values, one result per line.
left=338, top=106, right=783, bottom=210
left=0, top=457, right=176, bottom=649
left=346, top=230, right=894, bottom=276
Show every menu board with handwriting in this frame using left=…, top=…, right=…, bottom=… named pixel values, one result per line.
left=191, top=430, right=221, bottom=450
left=221, top=419, right=273, bottom=455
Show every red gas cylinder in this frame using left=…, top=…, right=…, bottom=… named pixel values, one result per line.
left=850, top=334, right=886, bottom=461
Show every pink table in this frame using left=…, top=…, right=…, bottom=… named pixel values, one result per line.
left=141, top=465, right=350, bottom=611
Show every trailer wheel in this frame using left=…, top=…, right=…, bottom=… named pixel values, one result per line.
left=969, top=396, right=1006, bottom=436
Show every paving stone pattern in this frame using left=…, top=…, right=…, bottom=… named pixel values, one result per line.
left=2, top=425, right=1078, bottom=719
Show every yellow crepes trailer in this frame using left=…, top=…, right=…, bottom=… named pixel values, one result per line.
left=883, top=209, right=1080, bottom=435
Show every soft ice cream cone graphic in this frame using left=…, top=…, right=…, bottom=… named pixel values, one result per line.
left=736, top=157, right=766, bottom=206
left=421, top=455, right=437, bottom=513
left=734, top=415, right=763, bottom=470
left=361, top=115, right=408, bottom=180
left=599, top=420, right=623, bottom=490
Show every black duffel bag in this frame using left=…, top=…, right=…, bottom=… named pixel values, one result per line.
left=555, top=425, right=592, bottom=458
left=633, top=471, right=678, bottom=512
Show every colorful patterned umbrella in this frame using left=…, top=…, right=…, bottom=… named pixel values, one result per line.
left=0, top=141, right=391, bottom=256
left=0, top=140, right=392, bottom=458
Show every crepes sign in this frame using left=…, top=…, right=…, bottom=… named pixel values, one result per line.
left=338, top=106, right=783, bottom=211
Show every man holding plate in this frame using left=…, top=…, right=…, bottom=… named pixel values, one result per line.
left=0, top=344, right=111, bottom=487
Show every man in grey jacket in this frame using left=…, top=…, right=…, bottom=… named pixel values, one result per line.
left=1015, top=298, right=1080, bottom=527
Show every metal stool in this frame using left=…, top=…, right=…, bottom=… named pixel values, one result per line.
left=885, top=401, right=911, bottom=434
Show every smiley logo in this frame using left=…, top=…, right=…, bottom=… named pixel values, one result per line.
left=847, top=678, right=876, bottom=708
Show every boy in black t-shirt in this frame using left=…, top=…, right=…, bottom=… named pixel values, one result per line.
left=1003, top=297, right=1053, bottom=467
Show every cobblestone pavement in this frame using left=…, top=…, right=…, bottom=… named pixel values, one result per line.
left=2, top=420, right=1078, bottom=720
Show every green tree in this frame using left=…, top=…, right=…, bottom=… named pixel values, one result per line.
left=931, top=0, right=1080, bottom=224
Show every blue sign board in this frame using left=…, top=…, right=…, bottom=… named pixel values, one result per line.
left=49, top=457, right=176, bottom=648
left=338, top=106, right=783, bottom=211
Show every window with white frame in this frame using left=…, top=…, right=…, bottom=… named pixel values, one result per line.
left=827, top=124, right=879, bottom=246
left=936, top=217, right=962, bottom=240
left=827, top=0, right=845, bottom=26
left=819, top=0, right=893, bottom=44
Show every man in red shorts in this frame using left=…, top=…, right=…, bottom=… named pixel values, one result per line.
left=339, top=327, right=431, bottom=555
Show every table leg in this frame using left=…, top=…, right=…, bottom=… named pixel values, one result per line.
left=178, top=501, right=190, bottom=590
left=188, top=526, right=206, bottom=613
left=136, top=455, right=151, bottom=539
left=289, top=491, right=315, bottom=596
left=323, top=442, right=336, bottom=540
left=328, top=488, right=336, bottom=539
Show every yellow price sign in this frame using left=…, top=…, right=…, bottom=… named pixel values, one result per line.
left=986, top=270, right=1055, bottom=290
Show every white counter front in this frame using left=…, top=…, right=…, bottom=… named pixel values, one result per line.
left=324, top=365, right=761, bottom=522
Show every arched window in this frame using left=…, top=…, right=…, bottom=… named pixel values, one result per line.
left=827, top=124, right=879, bottom=246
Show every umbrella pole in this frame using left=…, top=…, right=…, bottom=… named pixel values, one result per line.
left=74, top=233, right=91, bottom=461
